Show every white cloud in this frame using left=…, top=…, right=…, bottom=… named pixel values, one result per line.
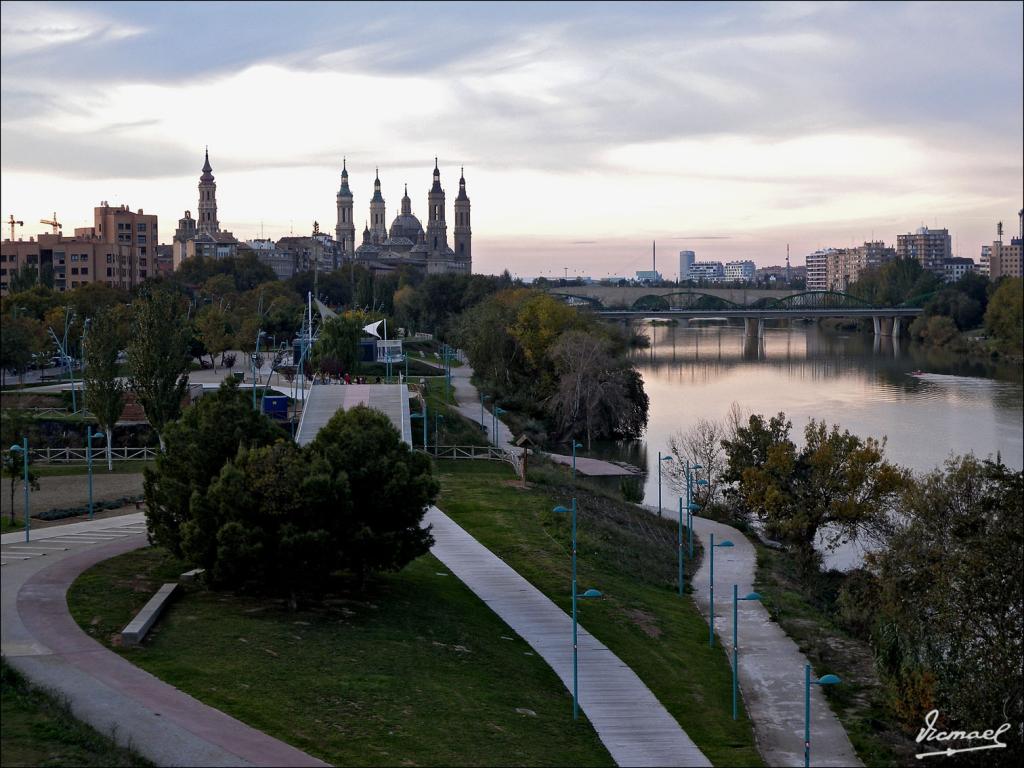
left=0, top=3, right=144, bottom=56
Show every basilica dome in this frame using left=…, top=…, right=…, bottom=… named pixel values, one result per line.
left=389, top=212, right=424, bottom=242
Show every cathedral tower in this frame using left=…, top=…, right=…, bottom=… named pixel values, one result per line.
left=453, top=167, right=471, bottom=264
left=425, top=158, right=448, bottom=252
left=197, top=148, right=219, bottom=236
left=335, top=158, right=355, bottom=257
left=370, top=168, right=387, bottom=242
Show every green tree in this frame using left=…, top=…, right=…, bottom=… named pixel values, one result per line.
left=0, top=314, right=42, bottom=386
left=82, top=309, right=126, bottom=471
left=308, top=405, right=437, bottom=586
left=722, top=413, right=907, bottom=568
left=858, top=457, right=1022, bottom=749
left=143, top=378, right=286, bottom=557
left=195, top=304, right=231, bottom=371
left=984, top=277, right=1023, bottom=351
left=127, top=287, right=192, bottom=451
left=8, top=266, right=39, bottom=293
left=311, top=313, right=363, bottom=375
left=1, top=411, right=39, bottom=524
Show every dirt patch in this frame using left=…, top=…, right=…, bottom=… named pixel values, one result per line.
left=623, top=607, right=662, bottom=638
left=0, top=473, right=144, bottom=519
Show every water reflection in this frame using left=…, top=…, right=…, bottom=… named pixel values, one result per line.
left=593, top=321, right=1023, bottom=566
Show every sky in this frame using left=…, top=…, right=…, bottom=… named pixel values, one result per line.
left=1, top=1, right=1022, bottom=278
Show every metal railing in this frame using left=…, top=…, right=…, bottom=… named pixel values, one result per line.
left=29, top=446, right=158, bottom=464
left=426, top=444, right=524, bottom=478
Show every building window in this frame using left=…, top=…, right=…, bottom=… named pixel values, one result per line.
left=28, top=255, right=38, bottom=264
left=81, top=267, right=88, bottom=275
left=71, top=268, right=79, bottom=275
left=137, top=235, right=147, bottom=244
left=137, top=223, right=146, bottom=232
left=106, top=267, right=113, bottom=276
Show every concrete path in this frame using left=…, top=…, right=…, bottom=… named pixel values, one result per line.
left=426, top=506, right=711, bottom=767
left=429, top=355, right=639, bottom=476
left=687, top=514, right=861, bottom=768
left=1, top=514, right=328, bottom=767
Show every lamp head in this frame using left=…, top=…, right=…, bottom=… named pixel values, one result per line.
left=742, top=592, right=761, bottom=601
left=579, top=589, right=602, bottom=599
left=716, top=540, right=734, bottom=548
left=816, top=674, right=841, bottom=686
left=697, top=479, right=709, bottom=486
left=10, top=444, right=23, bottom=452
left=93, top=430, right=106, bottom=441
left=660, top=455, right=672, bottom=462
left=693, top=463, right=703, bottom=469
left=687, top=502, right=700, bottom=510
left=552, top=505, right=571, bottom=514
left=572, top=441, right=583, bottom=449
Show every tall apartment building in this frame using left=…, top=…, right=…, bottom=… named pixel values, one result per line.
left=679, top=250, right=695, bottom=282
left=897, top=227, right=951, bottom=274
left=828, top=241, right=897, bottom=291
left=805, top=249, right=833, bottom=292
left=688, top=261, right=725, bottom=282
left=942, top=257, right=976, bottom=283
left=989, top=240, right=1022, bottom=279
left=724, top=260, right=755, bottom=282
left=1, top=202, right=156, bottom=296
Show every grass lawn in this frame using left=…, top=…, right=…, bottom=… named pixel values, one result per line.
left=1, top=516, right=25, bottom=533
left=1, top=660, right=150, bottom=767
left=67, top=547, right=614, bottom=767
left=33, top=462, right=152, bottom=478
left=755, top=546, right=918, bottom=766
left=435, top=460, right=764, bottom=767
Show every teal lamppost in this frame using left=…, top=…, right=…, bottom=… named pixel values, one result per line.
left=571, top=440, right=583, bottom=482
left=732, top=585, right=761, bottom=719
left=87, top=427, right=106, bottom=520
left=252, top=330, right=266, bottom=411
left=434, top=413, right=444, bottom=453
left=708, top=533, right=734, bottom=646
left=410, top=408, right=426, bottom=450
left=492, top=406, right=506, bottom=446
left=480, top=392, right=489, bottom=433
left=9, top=438, right=29, bottom=542
left=657, top=453, right=672, bottom=517
left=553, top=499, right=602, bottom=720
left=805, top=665, right=842, bottom=767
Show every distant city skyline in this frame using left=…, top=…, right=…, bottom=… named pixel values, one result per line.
left=1, top=1, right=1021, bottom=276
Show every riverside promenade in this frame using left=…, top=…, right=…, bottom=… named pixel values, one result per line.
left=684, top=512, right=862, bottom=767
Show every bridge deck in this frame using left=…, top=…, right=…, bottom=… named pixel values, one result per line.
left=295, top=384, right=411, bottom=446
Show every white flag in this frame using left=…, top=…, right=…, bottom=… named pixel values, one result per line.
left=363, top=320, right=383, bottom=338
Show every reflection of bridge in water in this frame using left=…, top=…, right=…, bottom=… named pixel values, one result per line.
left=634, top=323, right=909, bottom=382
left=552, top=288, right=923, bottom=336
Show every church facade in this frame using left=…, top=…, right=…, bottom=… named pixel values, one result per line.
left=336, top=159, right=471, bottom=275
left=171, top=149, right=239, bottom=270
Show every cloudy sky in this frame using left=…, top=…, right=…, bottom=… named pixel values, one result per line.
left=1, top=1, right=1021, bottom=278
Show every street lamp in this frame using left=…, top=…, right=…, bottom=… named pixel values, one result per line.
left=492, top=406, right=506, bottom=446
left=676, top=496, right=700, bottom=596
left=571, top=441, right=583, bottom=483
left=480, top=392, right=489, bottom=433
left=252, top=330, right=266, bottom=410
left=708, top=532, right=734, bottom=646
left=732, top=585, right=761, bottom=719
left=434, top=413, right=444, bottom=453
left=805, top=665, right=842, bottom=767
left=657, top=453, right=672, bottom=517
left=552, top=499, right=602, bottom=721
left=9, top=438, right=29, bottom=542
left=87, top=427, right=106, bottom=520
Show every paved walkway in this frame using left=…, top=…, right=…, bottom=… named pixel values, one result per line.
left=428, top=356, right=639, bottom=476
left=426, top=506, right=710, bottom=767
left=1, top=515, right=328, bottom=767
left=686, top=514, right=862, bottom=768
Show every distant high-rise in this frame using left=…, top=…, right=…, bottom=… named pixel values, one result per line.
left=897, top=227, right=951, bottom=274
left=805, top=249, right=833, bottom=292
left=724, top=260, right=755, bottom=282
left=679, top=250, right=695, bottom=282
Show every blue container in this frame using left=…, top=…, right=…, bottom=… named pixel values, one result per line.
left=263, top=395, right=289, bottom=420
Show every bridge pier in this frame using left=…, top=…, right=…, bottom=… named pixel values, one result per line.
left=873, top=316, right=895, bottom=336
left=743, top=317, right=765, bottom=337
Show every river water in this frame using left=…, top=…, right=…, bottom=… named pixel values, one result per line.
left=592, top=321, right=1024, bottom=568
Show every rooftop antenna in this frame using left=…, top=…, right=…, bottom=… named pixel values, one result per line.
left=652, top=240, right=656, bottom=275
left=997, top=221, right=1003, bottom=244
left=786, top=244, right=791, bottom=282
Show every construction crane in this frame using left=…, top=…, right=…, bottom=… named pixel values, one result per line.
left=40, top=212, right=62, bottom=234
left=7, top=214, right=23, bottom=241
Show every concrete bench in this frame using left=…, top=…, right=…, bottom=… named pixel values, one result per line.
left=121, top=583, right=178, bottom=646
left=179, top=567, right=205, bottom=583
